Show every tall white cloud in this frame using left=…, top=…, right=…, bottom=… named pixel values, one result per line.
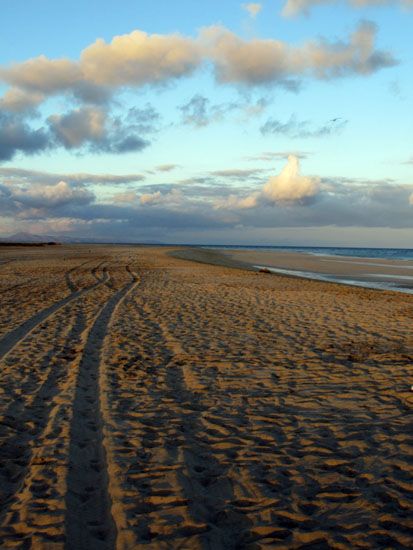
left=214, top=155, right=320, bottom=210
left=262, top=155, right=320, bottom=203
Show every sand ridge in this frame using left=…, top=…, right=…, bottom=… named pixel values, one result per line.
left=0, top=245, right=412, bottom=549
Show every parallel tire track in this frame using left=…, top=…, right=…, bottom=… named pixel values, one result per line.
left=0, top=262, right=110, bottom=363
left=64, top=269, right=139, bottom=550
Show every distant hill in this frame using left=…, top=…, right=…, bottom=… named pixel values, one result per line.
left=0, top=233, right=170, bottom=245
left=0, top=232, right=60, bottom=243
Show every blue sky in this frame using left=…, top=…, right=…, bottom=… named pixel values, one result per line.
left=0, top=0, right=412, bottom=245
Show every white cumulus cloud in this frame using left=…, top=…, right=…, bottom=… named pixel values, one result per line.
left=262, top=155, right=320, bottom=203
left=214, top=155, right=320, bottom=210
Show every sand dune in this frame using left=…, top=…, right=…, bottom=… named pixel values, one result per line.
left=0, top=245, right=412, bottom=549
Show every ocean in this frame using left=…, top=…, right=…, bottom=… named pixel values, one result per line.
left=200, top=245, right=413, bottom=294
left=202, top=245, right=413, bottom=261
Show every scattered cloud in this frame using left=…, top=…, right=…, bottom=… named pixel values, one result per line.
left=111, top=191, right=139, bottom=203
left=214, top=193, right=260, bottom=209
left=281, top=0, right=413, bottom=18
left=179, top=94, right=239, bottom=127
left=2, top=164, right=412, bottom=240
left=261, top=115, right=348, bottom=138
left=246, top=151, right=311, bottom=161
left=0, top=102, right=159, bottom=161
left=0, top=23, right=396, bottom=110
left=179, top=94, right=271, bottom=127
left=242, top=3, right=263, bottom=18
left=0, top=23, right=397, bottom=162
left=210, top=168, right=267, bottom=178
left=11, top=180, right=94, bottom=208
left=0, top=110, right=50, bottom=161
left=0, top=166, right=146, bottom=185
left=155, top=164, right=180, bottom=172
left=48, top=105, right=156, bottom=154
left=200, top=21, right=396, bottom=87
left=48, top=107, right=106, bottom=149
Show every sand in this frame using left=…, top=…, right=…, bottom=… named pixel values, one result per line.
left=179, top=248, right=413, bottom=293
left=0, top=245, right=412, bottom=549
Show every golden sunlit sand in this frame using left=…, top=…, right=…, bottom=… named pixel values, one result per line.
left=0, top=245, right=412, bottom=549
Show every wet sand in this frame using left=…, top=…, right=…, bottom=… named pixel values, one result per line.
left=0, top=245, right=412, bottom=549
left=209, top=249, right=413, bottom=293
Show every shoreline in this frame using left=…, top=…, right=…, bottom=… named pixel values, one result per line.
left=171, top=247, right=413, bottom=295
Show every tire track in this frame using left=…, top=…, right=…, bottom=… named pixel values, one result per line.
left=0, top=304, right=88, bottom=545
left=64, top=268, right=139, bottom=550
left=0, top=261, right=110, bottom=363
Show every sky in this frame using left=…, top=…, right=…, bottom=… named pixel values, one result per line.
left=0, top=0, right=412, bottom=246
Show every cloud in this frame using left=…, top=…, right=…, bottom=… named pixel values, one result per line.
left=210, top=168, right=267, bottom=178
left=139, top=189, right=187, bottom=209
left=0, top=167, right=146, bottom=185
left=214, top=193, right=259, bottom=209
left=80, top=30, right=201, bottom=87
left=0, top=31, right=201, bottom=98
left=111, top=191, right=138, bottom=204
left=2, top=166, right=412, bottom=240
left=214, top=155, right=320, bottom=209
left=48, top=107, right=106, bottom=148
left=179, top=94, right=240, bottom=127
left=0, top=101, right=157, bottom=161
left=11, top=180, right=94, bottom=208
left=140, top=191, right=162, bottom=205
left=0, top=110, right=50, bottom=161
left=200, top=21, right=396, bottom=87
left=0, top=56, right=81, bottom=95
left=0, top=179, right=94, bottom=221
left=0, top=88, right=44, bottom=113
left=262, top=155, right=320, bottom=203
left=0, top=24, right=397, bottom=162
left=282, top=0, right=413, bottom=17
left=48, top=106, right=151, bottom=154
left=261, top=115, right=348, bottom=138
left=155, top=164, right=180, bottom=172
left=0, top=23, right=396, bottom=109
left=242, top=3, right=263, bottom=17
left=179, top=94, right=271, bottom=127
left=246, top=151, right=311, bottom=161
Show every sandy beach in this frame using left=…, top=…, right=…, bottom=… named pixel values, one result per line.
left=191, top=249, right=413, bottom=294
left=0, top=245, right=412, bottom=549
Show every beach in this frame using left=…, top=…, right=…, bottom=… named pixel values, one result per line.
left=0, top=244, right=412, bottom=549
left=182, top=248, right=413, bottom=294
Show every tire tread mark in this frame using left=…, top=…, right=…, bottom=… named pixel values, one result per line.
left=0, top=262, right=110, bottom=363
left=64, top=268, right=139, bottom=550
